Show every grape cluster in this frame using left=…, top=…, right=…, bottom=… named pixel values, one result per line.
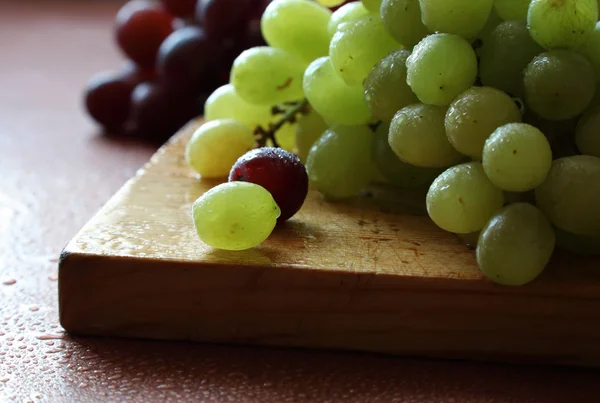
left=84, top=0, right=271, bottom=142
left=186, top=0, right=599, bottom=284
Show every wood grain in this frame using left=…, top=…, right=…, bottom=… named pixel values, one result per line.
left=59, top=120, right=600, bottom=367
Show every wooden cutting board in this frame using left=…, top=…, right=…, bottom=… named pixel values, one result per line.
left=59, top=119, right=600, bottom=367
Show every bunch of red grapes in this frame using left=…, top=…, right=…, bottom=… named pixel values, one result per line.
left=84, top=0, right=271, bottom=143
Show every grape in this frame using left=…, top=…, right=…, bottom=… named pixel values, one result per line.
left=361, top=0, right=382, bottom=11
left=161, top=0, right=196, bottom=17
left=527, top=0, right=597, bottom=50
left=229, top=147, right=308, bottom=221
left=295, top=109, right=329, bottom=162
left=317, top=0, right=346, bottom=6
left=328, top=2, right=370, bottom=37
left=204, top=84, right=272, bottom=130
left=363, top=49, right=419, bottom=122
left=306, top=125, right=374, bottom=199
left=535, top=155, right=600, bottom=236
left=373, top=124, right=442, bottom=188
left=482, top=123, right=552, bottom=192
left=261, top=0, right=332, bottom=64
left=477, top=8, right=503, bottom=44
left=329, top=15, right=402, bottom=87
left=122, top=61, right=157, bottom=85
left=580, top=22, right=600, bottom=81
left=115, top=1, right=175, bottom=67
left=426, top=162, right=504, bottom=234
left=576, top=105, right=600, bottom=158
left=476, top=203, right=555, bottom=286
left=192, top=182, right=280, bottom=251
left=524, top=50, right=595, bottom=121
left=389, top=104, right=463, bottom=168
left=380, top=0, right=429, bottom=47
left=274, top=122, right=298, bottom=152
left=185, top=119, right=255, bottom=178
left=555, top=228, right=600, bottom=256
left=303, top=57, right=372, bottom=125
left=445, top=86, right=523, bottom=159
left=419, top=0, right=494, bottom=40
left=406, top=34, right=478, bottom=106
left=196, top=0, right=256, bottom=40
left=493, top=0, right=531, bottom=22
left=479, top=21, right=544, bottom=97
left=157, top=27, right=216, bottom=95
left=230, top=46, right=306, bottom=106
left=84, top=71, right=134, bottom=132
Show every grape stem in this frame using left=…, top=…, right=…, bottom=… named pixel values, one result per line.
left=255, top=98, right=309, bottom=147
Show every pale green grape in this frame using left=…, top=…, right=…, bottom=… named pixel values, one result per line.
left=524, top=50, right=595, bottom=120
left=275, top=122, right=297, bottom=152
left=230, top=46, right=306, bottom=106
left=494, top=0, right=531, bottom=21
left=192, top=182, right=280, bottom=251
left=380, top=0, right=429, bottom=47
left=329, top=15, right=402, bottom=87
left=261, top=0, right=332, bottom=64
left=186, top=119, right=255, bottom=178
left=476, top=203, right=555, bottom=286
left=535, top=155, right=600, bottom=236
left=477, top=8, right=503, bottom=44
left=317, top=0, right=346, bottom=7
left=363, top=50, right=418, bottom=122
left=426, top=162, right=504, bottom=234
left=482, top=123, right=552, bottom=192
left=406, top=34, right=478, bottom=106
left=373, top=123, right=442, bottom=187
left=479, top=21, right=544, bottom=97
left=527, top=0, right=597, bottom=50
left=576, top=105, right=600, bottom=158
left=204, top=84, right=271, bottom=130
left=555, top=228, right=600, bottom=255
left=445, top=86, right=523, bottom=159
left=306, top=125, right=374, bottom=199
left=303, top=57, right=372, bottom=125
left=296, top=109, right=329, bottom=162
left=580, top=22, right=600, bottom=81
left=361, top=0, right=382, bottom=12
left=419, top=0, right=494, bottom=40
left=389, top=104, right=463, bottom=168
left=328, top=1, right=370, bottom=37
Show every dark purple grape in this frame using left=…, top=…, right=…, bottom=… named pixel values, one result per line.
left=195, top=0, right=256, bottom=40
left=160, top=0, right=197, bottom=18
left=84, top=71, right=134, bottom=133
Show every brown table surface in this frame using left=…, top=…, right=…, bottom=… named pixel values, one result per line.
left=1, top=1, right=599, bottom=402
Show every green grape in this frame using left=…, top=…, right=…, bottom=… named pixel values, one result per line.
left=185, top=119, right=255, bottom=178
left=303, top=57, right=372, bottom=125
left=261, top=0, right=332, bottom=64
left=476, top=203, right=555, bottom=286
left=580, top=22, right=600, bottom=81
left=524, top=50, right=595, bottom=121
left=380, top=0, right=429, bottom=47
left=494, top=0, right=531, bottom=21
left=192, top=182, right=280, bottom=251
left=306, top=125, right=374, bottom=199
left=555, top=228, right=600, bottom=256
left=527, top=0, right=597, bottom=50
left=328, top=1, right=370, bottom=37
left=274, top=121, right=297, bottom=152
left=426, top=162, right=504, bottom=234
left=363, top=50, right=418, bottom=122
left=230, top=46, right=306, bottom=106
left=535, top=155, right=600, bottom=236
left=204, top=84, right=271, bottom=130
left=445, top=86, right=522, bottom=160
left=482, top=123, right=552, bottom=192
left=373, top=123, right=442, bottom=187
left=477, top=8, right=503, bottom=44
left=419, top=0, right=494, bottom=40
left=389, top=104, right=463, bottom=168
left=329, top=15, right=402, bottom=87
left=406, top=34, right=478, bottom=106
left=296, top=109, right=329, bottom=162
left=576, top=105, right=600, bottom=158
left=479, top=21, right=543, bottom=97
left=361, top=0, right=382, bottom=12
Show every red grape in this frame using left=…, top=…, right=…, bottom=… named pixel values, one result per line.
left=122, top=61, right=157, bottom=85
left=116, top=0, right=175, bottom=67
left=161, top=0, right=197, bottom=18
left=196, top=0, right=256, bottom=40
left=229, top=147, right=309, bottom=222
left=157, top=26, right=217, bottom=95
left=84, top=71, right=134, bottom=132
